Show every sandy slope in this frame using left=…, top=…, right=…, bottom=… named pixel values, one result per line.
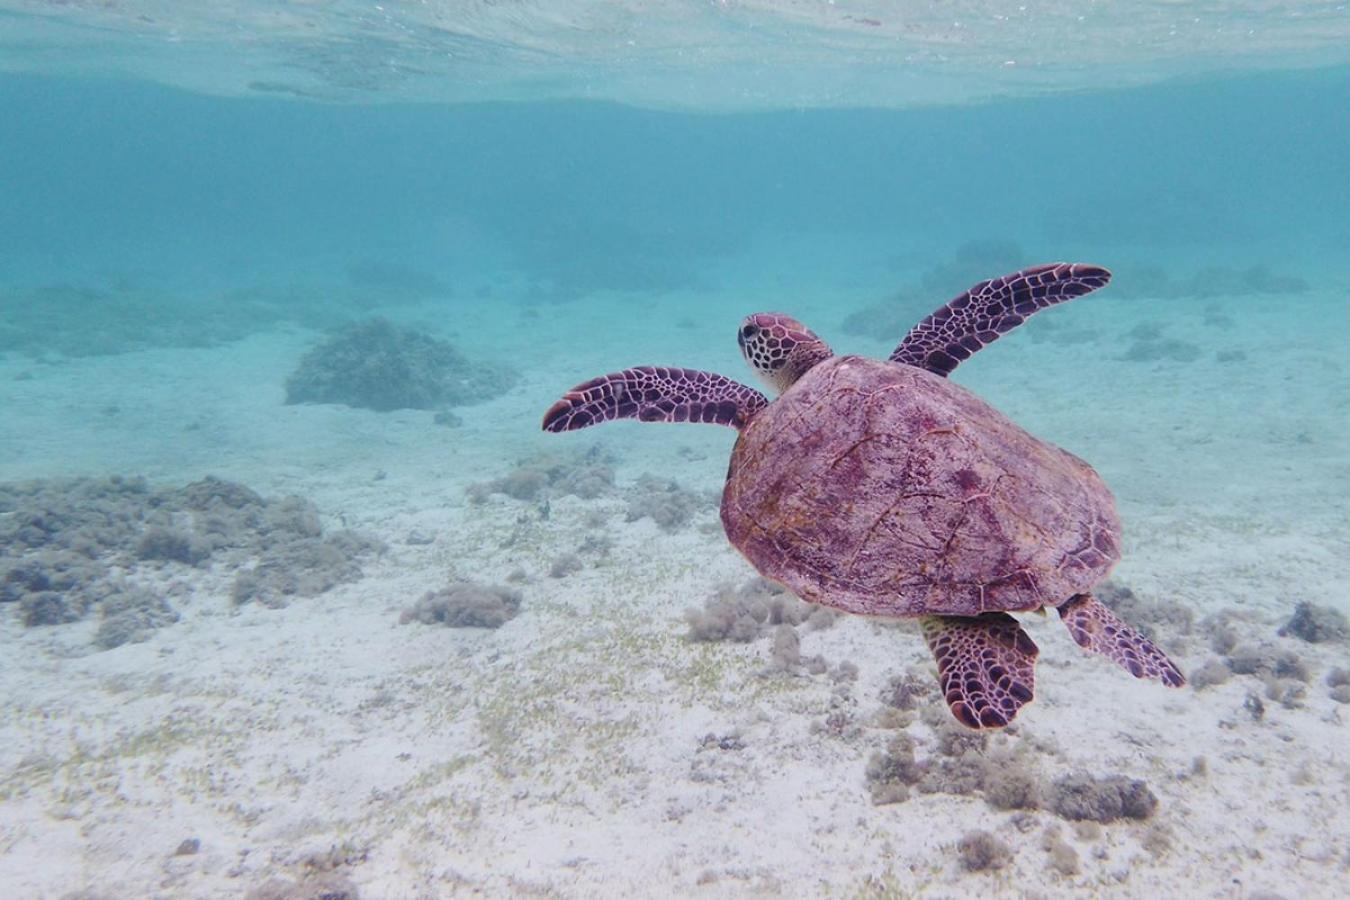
left=0, top=273, right=1347, bottom=898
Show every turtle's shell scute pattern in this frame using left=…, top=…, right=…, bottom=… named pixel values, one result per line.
left=721, top=356, right=1118, bottom=617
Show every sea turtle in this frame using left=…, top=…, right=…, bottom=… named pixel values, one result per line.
left=542, top=264, right=1185, bottom=728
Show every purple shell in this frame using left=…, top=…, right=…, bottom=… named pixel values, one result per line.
left=720, top=356, right=1119, bottom=617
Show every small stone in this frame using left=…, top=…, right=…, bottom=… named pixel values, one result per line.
left=1278, top=602, right=1348, bottom=644
left=174, top=838, right=201, bottom=856
left=405, top=530, right=435, bottom=546
left=549, top=554, right=583, bottom=579
left=957, top=830, right=1013, bottom=872
left=433, top=410, right=463, bottom=428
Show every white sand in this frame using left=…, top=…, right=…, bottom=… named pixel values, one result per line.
left=1, top=273, right=1347, bottom=899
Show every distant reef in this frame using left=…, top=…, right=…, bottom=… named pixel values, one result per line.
left=0, top=282, right=347, bottom=358
left=285, top=318, right=517, bottom=412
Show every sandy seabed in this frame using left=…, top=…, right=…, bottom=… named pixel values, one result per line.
left=0, top=275, right=1347, bottom=899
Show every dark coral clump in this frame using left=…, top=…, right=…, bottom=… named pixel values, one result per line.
left=285, top=318, right=516, bottom=412
left=956, top=830, right=1014, bottom=872
left=1278, top=601, right=1349, bottom=644
left=399, top=581, right=522, bottom=629
left=1047, top=772, right=1157, bottom=823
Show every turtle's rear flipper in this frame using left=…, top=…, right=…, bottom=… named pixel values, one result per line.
left=920, top=613, right=1038, bottom=729
left=1058, top=593, right=1186, bottom=687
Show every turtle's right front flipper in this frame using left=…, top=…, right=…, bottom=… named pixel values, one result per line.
left=543, top=366, right=769, bottom=433
left=890, top=263, right=1112, bottom=376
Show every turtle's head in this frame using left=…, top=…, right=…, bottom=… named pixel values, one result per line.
left=737, top=313, right=834, bottom=394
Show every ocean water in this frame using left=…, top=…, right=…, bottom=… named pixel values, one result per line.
left=1, top=4, right=1348, bottom=898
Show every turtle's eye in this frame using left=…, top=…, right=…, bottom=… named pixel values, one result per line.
left=740, top=324, right=760, bottom=341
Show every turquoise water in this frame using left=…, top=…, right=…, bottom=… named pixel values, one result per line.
left=2, top=6, right=1349, bottom=899
left=4, top=68, right=1349, bottom=292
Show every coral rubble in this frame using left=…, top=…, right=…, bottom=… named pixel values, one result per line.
left=0, top=475, right=383, bottom=646
left=685, top=578, right=834, bottom=643
left=467, top=447, right=615, bottom=504
left=1047, top=772, right=1158, bottom=823
left=624, top=474, right=711, bottom=532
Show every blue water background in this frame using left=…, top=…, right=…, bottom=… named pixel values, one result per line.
left=3, top=67, right=1347, bottom=297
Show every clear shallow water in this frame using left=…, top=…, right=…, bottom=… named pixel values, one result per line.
left=1, top=5, right=1349, bottom=899
left=4, top=1, right=1350, bottom=109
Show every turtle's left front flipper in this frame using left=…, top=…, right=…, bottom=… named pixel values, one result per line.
left=1058, top=593, right=1186, bottom=687
left=543, top=366, right=768, bottom=433
left=921, top=613, right=1039, bottom=729
left=891, top=263, right=1112, bottom=376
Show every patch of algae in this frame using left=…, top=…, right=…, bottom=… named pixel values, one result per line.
left=472, top=632, right=649, bottom=789
left=846, top=857, right=946, bottom=899
left=850, top=871, right=915, bottom=899
left=0, top=821, right=23, bottom=855
left=0, top=696, right=286, bottom=820
left=369, top=755, right=484, bottom=839
left=468, top=593, right=808, bottom=806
